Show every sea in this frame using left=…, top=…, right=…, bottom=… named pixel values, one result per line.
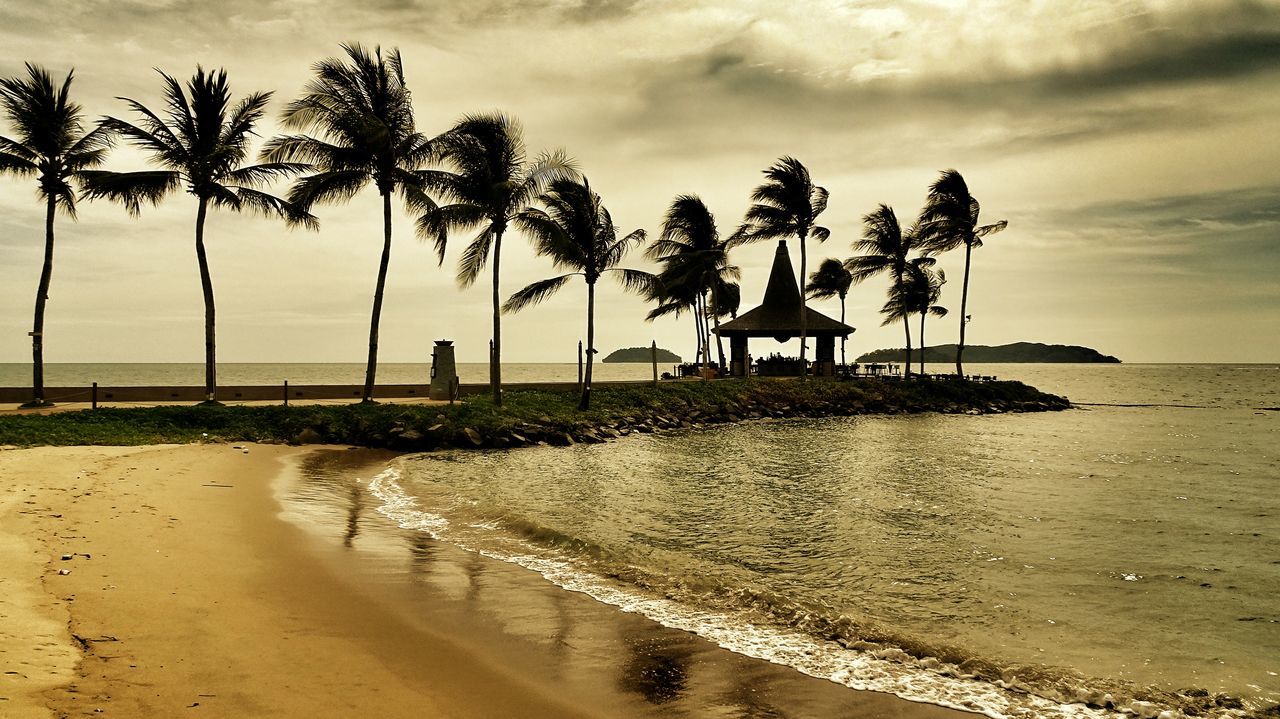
left=7, top=362, right=1277, bottom=717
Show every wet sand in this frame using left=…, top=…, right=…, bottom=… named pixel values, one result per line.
left=0, top=443, right=975, bottom=718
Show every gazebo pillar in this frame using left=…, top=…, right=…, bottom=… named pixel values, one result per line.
left=729, top=335, right=749, bottom=377
left=815, top=335, right=836, bottom=377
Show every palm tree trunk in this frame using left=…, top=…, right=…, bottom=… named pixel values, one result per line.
left=194, top=196, right=217, bottom=403
left=491, top=227, right=504, bottom=406
left=362, top=192, right=393, bottom=403
left=711, top=281, right=725, bottom=370
left=797, top=231, right=808, bottom=379
left=957, top=241, right=972, bottom=377
left=902, top=311, right=912, bottom=378
left=579, top=281, right=595, bottom=410
left=698, top=291, right=709, bottom=381
left=839, top=295, right=846, bottom=371
left=28, top=195, right=56, bottom=407
left=919, top=311, right=927, bottom=375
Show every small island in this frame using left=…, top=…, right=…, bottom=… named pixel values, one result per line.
left=602, top=346, right=682, bottom=363
left=857, top=342, right=1120, bottom=364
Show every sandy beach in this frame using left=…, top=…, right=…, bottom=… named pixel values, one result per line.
left=0, top=443, right=974, bottom=718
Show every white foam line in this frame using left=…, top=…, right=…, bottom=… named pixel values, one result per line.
left=367, top=463, right=1213, bottom=719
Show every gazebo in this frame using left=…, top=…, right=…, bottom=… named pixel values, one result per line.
left=715, top=240, right=855, bottom=377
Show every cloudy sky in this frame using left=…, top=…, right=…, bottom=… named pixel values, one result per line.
left=2, top=0, right=1278, bottom=365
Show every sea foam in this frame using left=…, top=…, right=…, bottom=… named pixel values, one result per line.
left=363, top=462, right=1217, bottom=719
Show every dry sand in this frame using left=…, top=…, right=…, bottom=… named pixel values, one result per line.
left=0, top=443, right=975, bottom=718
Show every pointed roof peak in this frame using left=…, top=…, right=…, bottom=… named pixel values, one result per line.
left=760, top=240, right=802, bottom=315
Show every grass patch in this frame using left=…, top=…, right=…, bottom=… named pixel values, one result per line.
left=0, top=377, right=1069, bottom=448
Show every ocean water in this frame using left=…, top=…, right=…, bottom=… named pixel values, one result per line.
left=356, top=364, right=1276, bottom=718
left=8, top=361, right=1277, bottom=715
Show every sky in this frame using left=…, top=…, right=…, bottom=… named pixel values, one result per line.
left=1, top=0, right=1278, bottom=365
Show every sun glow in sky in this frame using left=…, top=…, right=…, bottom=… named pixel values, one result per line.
left=2, top=0, right=1278, bottom=363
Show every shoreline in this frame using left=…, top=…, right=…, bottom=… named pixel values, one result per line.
left=1, top=443, right=975, bottom=718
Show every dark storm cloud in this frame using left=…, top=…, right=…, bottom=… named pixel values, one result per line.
left=1024, top=31, right=1280, bottom=96
left=1027, top=185, right=1280, bottom=297
left=596, top=1, right=1280, bottom=164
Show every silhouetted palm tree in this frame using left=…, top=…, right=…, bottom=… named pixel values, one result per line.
left=915, top=266, right=947, bottom=375
left=263, top=43, right=433, bottom=403
left=0, top=64, right=113, bottom=407
left=920, top=169, right=1006, bottom=377
left=707, top=277, right=740, bottom=368
left=504, top=177, right=652, bottom=409
left=884, top=260, right=947, bottom=374
left=417, top=113, right=572, bottom=407
left=82, top=67, right=313, bottom=404
left=646, top=195, right=739, bottom=379
left=807, top=257, right=853, bottom=369
left=732, top=157, right=829, bottom=376
left=845, top=205, right=920, bottom=376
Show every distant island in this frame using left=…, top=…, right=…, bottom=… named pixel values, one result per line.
left=856, top=342, right=1120, bottom=364
left=602, top=346, right=682, bottom=363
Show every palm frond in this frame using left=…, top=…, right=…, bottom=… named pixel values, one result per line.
left=231, top=186, right=319, bottom=229
left=456, top=226, right=494, bottom=287
left=79, top=170, right=181, bottom=215
left=223, top=162, right=311, bottom=187
left=608, top=267, right=658, bottom=296
left=416, top=202, right=487, bottom=263
left=0, top=148, right=38, bottom=175
left=286, top=169, right=369, bottom=210
left=502, top=273, right=577, bottom=313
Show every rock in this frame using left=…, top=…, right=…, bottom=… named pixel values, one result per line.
left=1129, top=701, right=1159, bottom=718
left=427, top=423, right=445, bottom=433
left=61, top=554, right=72, bottom=561
left=509, top=433, right=529, bottom=445
left=58, top=568, right=71, bottom=576
left=560, top=432, right=576, bottom=446
left=293, top=427, right=324, bottom=445
left=392, top=429, right=425, bottom=449
left=463, top=428, right=484, bottom=446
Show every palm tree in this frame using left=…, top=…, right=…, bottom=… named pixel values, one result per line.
left=263, top=43, right=433, bottom=403
left=807, top=258, right=853, bottom=369
left=81, top=67, right=313, bottom=404
left=0, top=64, right=113, bottom=407
left=416, top=113, right=572, bottom=407
left=707, top=277, right=740, bottom=368
left=645, top=195, right=739, bottom=379
left=884, top=260, right=947, bottom=374
left=503, top=177, right=652, bottom=409
left=845, top=205, right=920, bottom=376
left=732, top=157, right=829, bottom=377
left=914, top=266, right=947, bottom=375
left=920, top=169, right=1007, bottom=377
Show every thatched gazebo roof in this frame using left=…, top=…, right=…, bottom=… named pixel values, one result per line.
left=716, top=240, right=854, bottom=341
